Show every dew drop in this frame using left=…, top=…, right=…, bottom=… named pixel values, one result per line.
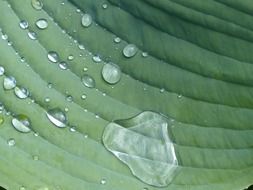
left=47, top=51, right=59, bottom=63
left=46, top=108, right=67, bottom=128
left=19, top=186, right=26, bottom=190
left=36, top=18, right=48, bottom=29
left=102, top=62, right=121, bottom=84
left=59, top=61, right=68, bottom=70
left=102, top=3, right=108, bottom=9
left=19, top=20, right=29, bottom=29
left=1, top=34, right=8, bottom=40
left=160, top=88, right=165, bottom=93
left=69, top=126, right=76, bottom=132
left=31, top=0, right=43, bottom=10
left=76, top=9, right=81, bottom=13
left=14, top=87, right=29, bottom=99
left=78, top=44, right=85, bottom=50
left=100, top=178, right=106, bottom=185
left=81, top=94, right=87, bottom=100
left=64, top=107, right=69, bottom=112
left=7, top=138, right=15, bottom=146
left=81, top=14, right=92, bottom=27
left=47, top=83, right=53, bottom=88
left=66, top=95, right=73, bottom=102
left=92, top=55, right=102, bottom=63
left=3, top=76, right=16, bottom=90
left=12, top=114, right=31, bottom=133
left=114, top=37, right=121, bottom=43
left=83, top=67, right=88, bottom=72
left=33, top=155, right=39, bottom=161
left=177, top=94, right=182, bottom=99
left=44, top=97, right=50, bottom=103
left=0, top=66, right=5, bottom=76
left=123, top=44, right=137, bottom=58
left=84, top=134, right=88, bottom=138
left=28, top=31, right=37, bottom=40
left=67, top=55, right=74, bottom=61
left=81, top=74, right=95, bottom=88
left=142, top=52, right=148, bottom=57
left=34, top=132, right=39, bottom=137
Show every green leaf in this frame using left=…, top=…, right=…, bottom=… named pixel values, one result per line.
left=0, top=0, right=252, bottom=190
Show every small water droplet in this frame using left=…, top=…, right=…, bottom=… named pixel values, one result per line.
left=59, top=61, right=68, bottom=70
left=20, top=57, right=25, bottom=62
left=143, top=188, right=148, bottom=190
left=92, top=55, right=102, bottom=63
left=47, top=51, right=59, bottom=63
left=81, top=94, right=87, bottom=100
left=47, top=83, right=53, bottom=89
left=84, top=134, right=88, bottom=138
left=78, top=44, right=85, bottom=50
left=46, top=108, right=67, bottom=128
left=28, top=31, right=37, bottom=40
left=36, top=18, right=48, bottom=29
left=102, top=3, right=108, bottom=9
left=114, top=37, right=121, bottom=43
left=34, top=132, right=39, bottom=137
left=33, top=155, right=39, bottom=161
left=67, top=55, right=74, bottom=61
left=177, top=94, right=182, bottom=99
left=0, top=116, right=4, bottom=125
left=12, top=114, right=31, bottom=133
left=83, top=67, right=88, bottom=72
left=102, top=92, right=106, bottom=96
left=7, top=41, right=12, bottom=46
left=1, top=34, right=8, bottom=40
left=44, top=97, right=50, bottom=103
left=3, top=76, right=16, bottom=90
left=0, top=66, right=5, bottom=76
left=123, top=44, right=137, bottom=58
left=81, top=14, right=92, bottom=27
left=142, top=52, right=148, bottom=57
left=19, top=20, right=29, bottom=29
left=31, top=0, right=43, bottom=10
left=7, top=138, right=15, bottom=146
left=69, top=126, right=76, bottom=132
left=100, top=178, right=106, bottom=185
left=14, top=87, right=29, bottom=99
left=102, top=62, right=121, bottom=84
left=66, top=95, right=73, bottom=102
left=64, top=107, right=69, bottom=112
left=81, top=74, right=95, bottom=88
left=95, top=114, right=100, bottom=119
left=19, top=186, right=26, bottom=190
left=160, top=88, right=165, bottom=93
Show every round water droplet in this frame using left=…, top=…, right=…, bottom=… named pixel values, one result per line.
left=95, top=114, right=100, bottom=119
left=102, top=62, right=121, bottom=84
left=19, top=186, right=26, bottom=190
left=114, top=37, right=121, bottom=43
left=46, top=108, right=67, bottom=128
left=33, top=155, right=39, bottom=161
left=67, top=55, right=74, bottom=61
left=66, top=95, right=73, bottom=102
left=76, top=8, right=81, bottom=13
left=102, top=3, right=108, bottom=9
left=100, top=178, right=106, bottom=185
left=69, top=126, right=76, bottom=132
left=12, top=114, right=31, bottom=133
left=59, top=61, right=68, bottom=70
left=81, top=14, right=92, bottom=27
left=28, top=31, right=37, bottom=40
left=34, top=132, right=39, bottom=137
left=92, top=55, right=102, bottom=63
left=31, top=0, right=43, bottom=10
left=84, top=134, right=88, bottom=138
left=3, top=76, right=16, bottom=90
left=0, top=66, right=5, bottom=76
left=47, top=51, right=59, bottom=63
left=81, top=94, right=87, bottom=100
left=1, top=34, right=8, bottom=40
left=14, top=87, right=29, bottom=99
left=142, top=52, right=148, bottom=57
left=123, top=44, right=137, bottom=58
left=83, top=67, right=88, bottom=72
left=78, top=44, right=85, bottom=50
left=177, top=94, right=182, bottom=99
left=44, top=97, right=50, bottom=103
left=160, top=88, right=165, bottom=93
left=64, top=107, right=69, bottom=112
left=0, top=116, right=4, bottom=125
left=19, top=20, right=29, bottom=29
left=7, top=138, right=15, bottom=146
left=36, top=18, right=48, bottom=29
left=81, top=74, right=95, bottom=88
left=47, top=83, right=53, bottom=88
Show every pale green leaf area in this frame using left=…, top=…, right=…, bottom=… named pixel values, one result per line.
left=0, top=0, right=252, bottom=190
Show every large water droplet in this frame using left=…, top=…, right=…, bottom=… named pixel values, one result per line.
left=36, top=18, right=48, bottom=29
left=0, top=66, right=5, bottom=76
left=81, top=14, right=92, bottom=27
left=12, top=114, right=31, bottom=133
left=1, top=34, right=8, bottom=40
left=19, top=20, right=29, bottom=29
left=59, top=61, right=68, bottom=70
left=102, top=63, right=121, bottom=84
left=123, top=44, right=137, bottom=58
left=114, top=37, right=121, bottom=43
left=14, top=87, right=29, bottom=99
left=46, top=108, right=67, bottom=128
left=7, top=138, right=15, bottom=146
left=28, top=31, right=37, bottom=40
left=47, top=51, right=59, bottom=63
left=31, top=0, right=43, bottom=10
left=81, top=74, right=95, bottom=88
left=3, top=76, right=16, bottom=90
